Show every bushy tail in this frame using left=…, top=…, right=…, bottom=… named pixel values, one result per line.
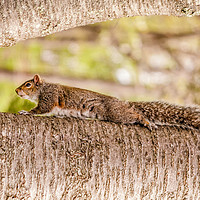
left=132, top=101, right=200, bottom=130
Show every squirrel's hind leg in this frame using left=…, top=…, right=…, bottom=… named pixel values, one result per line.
left=127, top=110, right=158, bottom=131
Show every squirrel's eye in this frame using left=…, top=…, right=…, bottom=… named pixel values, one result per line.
left=25, top=83, right=31, bottom=88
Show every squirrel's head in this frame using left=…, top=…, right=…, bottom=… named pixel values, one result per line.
left=15, top=74, right=44, bottom=103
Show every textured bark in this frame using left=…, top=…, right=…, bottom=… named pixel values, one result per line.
left=0, top=112, right=200, bottom=199
left=1, top=0, right=200, bottom=47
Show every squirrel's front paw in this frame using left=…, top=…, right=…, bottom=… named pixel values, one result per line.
left=18, top=110, right=30, bottom=115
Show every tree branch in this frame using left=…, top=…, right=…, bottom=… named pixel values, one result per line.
left=0, top=112, right=199, bottom=199
left=1, top=0, right=200, bottom=47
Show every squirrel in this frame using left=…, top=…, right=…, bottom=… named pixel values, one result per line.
left=15, top=74, right=200, bottom=130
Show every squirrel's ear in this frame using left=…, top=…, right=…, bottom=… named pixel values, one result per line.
left=33, top=74, right=43, bottom=85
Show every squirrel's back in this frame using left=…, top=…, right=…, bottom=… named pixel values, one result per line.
left=133, top=101, right=200, bottom=129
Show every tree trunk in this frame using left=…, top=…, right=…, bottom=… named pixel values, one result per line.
left=0, top=0, right=199, bottom=47
left=0, top=112, right=199, bottom=199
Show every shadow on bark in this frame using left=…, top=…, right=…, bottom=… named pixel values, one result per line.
left=0, top=112, right=199, bottom=199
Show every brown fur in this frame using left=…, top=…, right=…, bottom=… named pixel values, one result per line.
left=15, top=75, right=200, bottom=130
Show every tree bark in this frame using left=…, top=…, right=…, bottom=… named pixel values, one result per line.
left=1, top=0, right=200, bottom=47
left=0, top=112, right=199, bottom=199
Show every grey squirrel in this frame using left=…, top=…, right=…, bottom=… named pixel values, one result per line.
left=15, top=74, right=200, bottom=130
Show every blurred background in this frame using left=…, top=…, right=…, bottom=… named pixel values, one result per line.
left=0, top=16, right=200, bottom=113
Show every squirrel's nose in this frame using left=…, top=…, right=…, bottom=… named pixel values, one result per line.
left=15, top=88, right=19, bottom=94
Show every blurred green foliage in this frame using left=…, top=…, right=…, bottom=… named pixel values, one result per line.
left=7, top=97, right=35, bottom=113
left=0, top=82, right=15, bottom=112
left=3, top=17, right=200, bottom=80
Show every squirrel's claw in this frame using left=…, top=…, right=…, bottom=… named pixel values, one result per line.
left=18, top=110, right=30, bottom=115
left=143, top=119, right=158, bottom=131
left=148, top=122, right=158, bottom=131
